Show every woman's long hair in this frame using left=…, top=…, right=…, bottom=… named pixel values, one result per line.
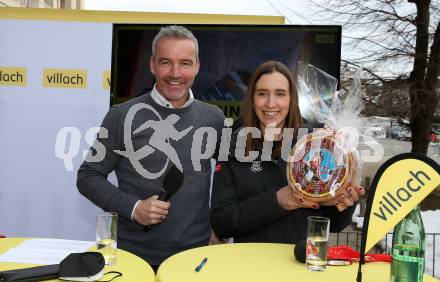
left=241, top=60, right=303, bottom=158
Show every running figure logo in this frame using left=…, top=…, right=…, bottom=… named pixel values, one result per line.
left=114, top=103, right=193, bottom=179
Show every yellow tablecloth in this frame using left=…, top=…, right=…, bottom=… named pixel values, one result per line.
left=156, top=243, right=439, bottom=282
left=0, top=238, right=155, bottom=282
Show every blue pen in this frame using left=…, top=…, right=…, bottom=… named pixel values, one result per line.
left=195, top=257, right=208, bottom=272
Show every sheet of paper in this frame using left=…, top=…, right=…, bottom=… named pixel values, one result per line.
left=0, top=238, right=95, bottom=264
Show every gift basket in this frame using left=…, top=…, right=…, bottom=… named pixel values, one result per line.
left=287, top=62, right=366, bottom=202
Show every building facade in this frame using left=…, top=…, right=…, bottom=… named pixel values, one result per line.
left=0, top=0, right=83, bottom=9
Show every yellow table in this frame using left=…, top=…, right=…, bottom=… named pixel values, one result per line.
left=156, top=243, right=439, bottom=282
left=0, top=238, right=155, bottom=282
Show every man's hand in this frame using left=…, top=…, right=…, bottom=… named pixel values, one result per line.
left=133, top=195, right=171, bottom=226
left=276, top=185, right=319, bottom=211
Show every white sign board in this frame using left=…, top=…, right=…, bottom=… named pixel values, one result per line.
left=0, top=19, right=112, bottom=240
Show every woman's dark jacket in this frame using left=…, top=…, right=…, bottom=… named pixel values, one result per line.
left=211, top=130, right=355, bottom=244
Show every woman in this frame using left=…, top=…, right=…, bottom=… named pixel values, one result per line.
left=211, top=61, right=364, bottom=243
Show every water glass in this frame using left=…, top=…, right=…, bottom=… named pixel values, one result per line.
left=96, top=212, right=118, bottom=265
left=306, top=216, right=330, bottom=271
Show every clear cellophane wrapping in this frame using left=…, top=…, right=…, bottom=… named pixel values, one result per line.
left=287, top=62, right=365, bottom=202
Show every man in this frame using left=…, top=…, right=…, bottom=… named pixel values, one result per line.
left=77, top=25, right=224, bottom=269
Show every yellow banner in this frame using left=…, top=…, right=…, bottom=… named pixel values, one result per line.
left=0, top=67, right=27, bottom=86
left=206, top=100, right=242, bottom=120
left=43, top=68, right=87, bottom=88
left=103, top=70, right=110, bottom=90
left=365, top=157, right=440, bottom=252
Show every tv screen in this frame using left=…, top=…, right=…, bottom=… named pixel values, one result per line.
left=111, top=24, right=341, bottom=122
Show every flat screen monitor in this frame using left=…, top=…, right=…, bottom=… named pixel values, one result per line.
left=111, top=24, right=341, bottom=123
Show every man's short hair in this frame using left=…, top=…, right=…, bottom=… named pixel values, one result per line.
left=152, top=25, right=199, bottom=59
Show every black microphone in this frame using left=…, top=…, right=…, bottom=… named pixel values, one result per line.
left=144, top=165, right=184, bottom=231
left=158, top=164, right=184, bottom=201
left=294, top=239, right=307, bottom=263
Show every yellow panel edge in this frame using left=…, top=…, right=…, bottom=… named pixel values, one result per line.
left=0, top=7, right=285, bottom=25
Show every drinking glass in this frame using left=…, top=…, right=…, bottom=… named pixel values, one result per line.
left=306, top=216, right=330, bottom=271
left=96, top=212, right=118, bottom=265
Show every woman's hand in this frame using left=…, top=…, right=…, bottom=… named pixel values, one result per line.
left=209, top=229, right=226, bottom=245
left=322, top=184, right=365, bottom=212
left=276, top=185, right=319, bottom=211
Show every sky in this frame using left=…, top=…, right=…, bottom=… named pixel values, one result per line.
left=82, top=0, right=375, bottom=70
left=82, top=0, right=419, bottom=77
left=83, top=0, right=318, bottom=24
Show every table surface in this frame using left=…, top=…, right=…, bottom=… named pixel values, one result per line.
left=0, top=238, right=155, bottom=282
left=156, top=243, right=439, bottom=282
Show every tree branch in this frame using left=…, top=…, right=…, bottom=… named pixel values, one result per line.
left=341, top=59, right=388, bottom=83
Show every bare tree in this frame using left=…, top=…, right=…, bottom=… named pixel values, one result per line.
left=409, top=0, right=440, bottom=154
left=311, top=0, right=440, bottom=154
